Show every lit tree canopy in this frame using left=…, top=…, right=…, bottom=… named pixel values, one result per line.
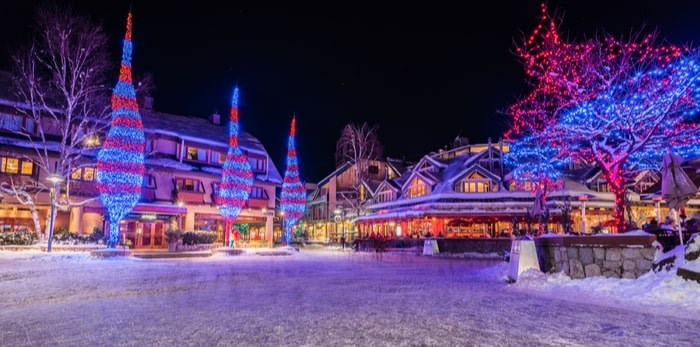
left=280, top=116, right=306, bottom=244
left=218, top=87, right=254, bottom=223
left=96, top=12, right=145, bottom=247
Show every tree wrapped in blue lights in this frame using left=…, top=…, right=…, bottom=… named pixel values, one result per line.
left=553, top=55, right=700, bottom=232
left=96, top=12, right=145, bottom=248
left=280, top=116, right=306, bottom=244
left=505, top=135, right=569, bottom=194
left=217, top=87, right=253, bottom=229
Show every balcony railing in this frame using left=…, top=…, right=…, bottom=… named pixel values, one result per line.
left=174, top=189, right=205, bottom=204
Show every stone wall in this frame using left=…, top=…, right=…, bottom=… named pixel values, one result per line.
left=535, top=235, right=656, bottom=279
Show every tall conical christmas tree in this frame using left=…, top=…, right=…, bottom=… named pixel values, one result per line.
left=280, top=115, right=306, bottom=244
left=218, top=87, right=253, bottom=229
left=96, top=12, right=145, bottom=248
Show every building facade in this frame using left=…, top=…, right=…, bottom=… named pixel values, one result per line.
left=302, top=158, right=408, bottom=243
left=355, top=140, right=700, bottom=238
left=0, top=94, right=282, bottom=248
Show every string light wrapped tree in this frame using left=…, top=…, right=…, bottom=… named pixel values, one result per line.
left=280, top=116, right=306, bottom=245
left=506, top=4, right=700, bottom=232
left=217, top=87, right=253, bottom=244
left=96, top=12, right=145, bottom=248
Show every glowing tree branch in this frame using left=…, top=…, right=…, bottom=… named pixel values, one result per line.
left=96, top=12, right=145, bottom=248
left=218, top=87, right=253, bottom=229
left=553, top=56, right=700, bottom=232
left=280, top=116, right=306, bottom=245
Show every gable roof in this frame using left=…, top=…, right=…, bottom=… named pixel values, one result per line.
left=401, top=170, right=438, bottom=191
left=375, top=179, right=400, bottom=193
left=317, top=162, right=353, bottom=187
left=450, top=164, right=502, bottom=184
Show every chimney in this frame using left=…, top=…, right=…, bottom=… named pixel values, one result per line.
left=143, top=96, right=154, bottom=111
left=210, top=112, right=221, bottom=125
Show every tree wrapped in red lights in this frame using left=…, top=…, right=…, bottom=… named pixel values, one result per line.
left=280, top=116, right=306, bottom=245
left=506, top=4, right=700, bottom=233
left=217, top=87, right=254, bottom=230
left=96, top=12, right=145, bottom=247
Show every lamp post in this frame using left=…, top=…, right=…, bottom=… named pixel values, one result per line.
left=334, top=208, right=344, bottom=247
left=46, top=172, right=63, bottom=253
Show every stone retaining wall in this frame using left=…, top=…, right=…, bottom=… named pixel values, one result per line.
left=535, top=235, right=656, bottom=279
left=356, top=238, right=512, bottom=254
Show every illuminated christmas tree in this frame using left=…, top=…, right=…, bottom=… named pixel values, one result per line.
left=217, top=87, right=253, bottom=228
left=280, top=116, right=306, bottom=244
left=96, top=12, right=145, bottom=248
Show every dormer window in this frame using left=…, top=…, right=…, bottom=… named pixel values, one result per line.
left=405, top=177, right=429, bottom=198
left=455, top=172, right=498, bottom=193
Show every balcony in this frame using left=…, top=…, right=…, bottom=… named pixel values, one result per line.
left=246, top=198, right=269, bottom=209
left=174, top=189, right=205, bottom=204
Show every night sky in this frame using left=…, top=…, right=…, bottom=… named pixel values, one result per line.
left=2, top=1, right=700, bottom=182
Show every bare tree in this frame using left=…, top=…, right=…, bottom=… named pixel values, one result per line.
left=334, top=123, right=383, bottom=219
left=0, top=5, right=112, bottom=239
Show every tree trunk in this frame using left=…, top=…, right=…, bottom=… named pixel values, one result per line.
left=29, top=204, right=42, bottom=241
left=601, top=168, right=626, bottom=233
left=108, top=221, right=120, bottom=248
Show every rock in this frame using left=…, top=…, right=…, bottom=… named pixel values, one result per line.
left=622, top=271, right=636, bottom=279
left=640, top=248, right=655, bottom=261
left=602, top=270, right=619, bottom=278
left=685, top=236, right=700, bottom=261
left=603, top=260, right=620, bottom=271
left=605, top=248, right=622, bottom=261
left=677, top=266, right=700, bottom=284
left=567, top=247, right=578, bottom=259
left=623, top=260, right=636, bottom=271
left=569, top=259, right=585, bottom=279
left=652, top=255, right=676, bottom=273
left=635, top=259, right=652, bottom=272
left=584, top=263, right=601, bottom=277
left=593, top=248, right=605, bottom=260
left=622, top=248, right=641, bottom=260
left=579, top=247, right=594, bottom=265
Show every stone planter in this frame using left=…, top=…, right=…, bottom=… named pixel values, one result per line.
left=168, top=242, right=177, bottom=252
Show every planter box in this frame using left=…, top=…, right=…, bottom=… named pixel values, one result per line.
left=176, top=243, right=215, bottom=252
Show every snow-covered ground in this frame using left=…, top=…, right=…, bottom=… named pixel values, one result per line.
left=0, top=250, right=698, bottom=346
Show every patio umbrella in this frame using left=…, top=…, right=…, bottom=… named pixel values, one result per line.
left=532, top=190, right=547, bottom=218
left=661, top=152, right=698, bottom=246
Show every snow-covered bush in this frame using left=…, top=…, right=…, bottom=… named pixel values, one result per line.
left=182, top=231, right=217, bottom=245
left=0, top=231, right=37, bottom=245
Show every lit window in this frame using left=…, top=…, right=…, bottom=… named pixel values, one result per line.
left=3, top=158, right=19, bottom=174
left=20, top=161, right=33, bottom=176
left=71, top=169, right=82, bottom=180
left=406, top=178, right=428, bottom=198
left=82, top=167, right=95, bottom=181
left=177, top=178, right=201, bottom=192
left=186, top=147, right=207, bottom=161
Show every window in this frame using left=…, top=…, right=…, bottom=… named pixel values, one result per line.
left=376, top=190, right=394, bottom=203
left=211, top=151, right=225, bottom=165
left=143, top=175, right=156, bottom=188
left=70, top=167, right=97, bottom=181
left=248, top=156, right=266, bottom=173
left=368, top=165, right=379, bottom=175
left=251, top=186, right=268, bottom=199
left=176, top=178, right=202, bottom=192
left=186, top=147, right=208, bottom=162
left=1, top=157, right=34, bottom=176
left=405, top=178, right=428, bottom=198
left=454, top=172, right=498, bottom=193
left=0, top=115, right=34, bottom=133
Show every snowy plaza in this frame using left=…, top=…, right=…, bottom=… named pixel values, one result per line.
left=1, top=250, right=699, bottom=346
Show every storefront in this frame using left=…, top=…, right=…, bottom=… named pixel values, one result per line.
left=195, top=213, right=268, bottom=246
left=90, top=203, right=186, bottom=249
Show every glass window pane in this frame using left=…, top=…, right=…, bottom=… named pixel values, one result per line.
left=71, top=169, right=82, bottom=180
left=198, top=149, right=207, bottom=161
left=20, top=161, right=33, bottom=175
left=5, top=158, right=19, bottom=174
left=187, top=147, right=197, bottom=160
left=211, top=152, right=220, bottom=164
left=82, top=167, right=95, bottom=181
left=1, top=157, right=5, bottom=172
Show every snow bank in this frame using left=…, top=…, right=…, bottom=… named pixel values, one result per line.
left=507, top=263, right=700, bottom=319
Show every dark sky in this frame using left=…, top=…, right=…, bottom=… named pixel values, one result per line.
left=1, top=1, right=700, bottom=182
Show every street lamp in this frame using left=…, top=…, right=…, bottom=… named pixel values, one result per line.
left=46, top=172, right=63, bottom=253
left=334, top=208, right=345, bottom=247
